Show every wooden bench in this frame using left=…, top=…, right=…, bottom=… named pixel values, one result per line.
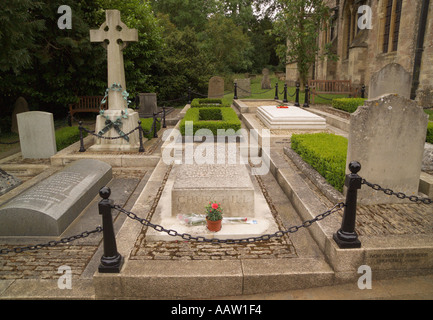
left=308, top=80, right=358, bottom=104
left=68, top=96, right=107, bottom=118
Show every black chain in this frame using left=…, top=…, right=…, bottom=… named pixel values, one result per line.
left=0, top=226, right=103, bottom=255
left=112, top=202, right=345, bottom=244
left=362, top=179, right=433, bottom=205
left=0, top=140, right=20, bottom=145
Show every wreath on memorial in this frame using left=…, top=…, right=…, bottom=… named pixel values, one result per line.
left=98, top=83, right=132, bottom=142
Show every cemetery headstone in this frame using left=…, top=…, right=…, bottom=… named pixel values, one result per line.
left=0, top=169, right=21, bottom=196
left=208, top=76, right=225, bottom=99
left=346, top=94, right=429, bottom=205
left=11, top=97, right=29, bottom=133
left=235, top=78, right=251, bottom=98
left=261, top=68, right=272, bottom=89
left=138, top=93, right=158, bottom=118
left=89, top=10, right=141, bottom=151
left=0, top=159, right=112, bottom=236
left=17, top=111, right=57, bottom=159
left=368, top=63, right=412, bottom=100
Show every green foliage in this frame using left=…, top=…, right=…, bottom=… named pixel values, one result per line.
left=424, top=109, right=433, bottom=121
left=190, top=98, right=231, bottom=108
left=427, top=122, right=433, bottom=144
left=332, top=98, right=366, bottom=113
left=180, top=107, right=241, bottom=136
left=205, top=201, right=223, bottom=221
left=291, top=133, right=348, bottom=192
left=55, top=126, right=88, bottom=151
left=140, top=117, right=161, bottom=140
left=273, top=0, right=335, bottom=86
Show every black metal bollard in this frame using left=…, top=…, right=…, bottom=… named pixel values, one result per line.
left=303, top=85, right=310, bottom=108
left=152, top=113, right=158, bottom=138
left=78, top=121, right=86, bottom=152
left=187, top=87, right=192, bottom=104
left=333, top=161, right=362, bottom=249
left=294, top=82, right=300, bottom=107
left=98, top=187, right=123, bottom=273
left=138, top=120, right=145, bottom=153
left=283, top=84, right=288, bottom=103
left=162, top=107, right=167, bottom=128
left=361, top=85, right=366, bottom=98
left=67, top=112, right=72, bottom=127
left=234, top=82, right=238, bottom=100
left=274, top=83, right=279, bottom=100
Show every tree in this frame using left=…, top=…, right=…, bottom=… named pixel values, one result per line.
left=273, top=0, right=333, bottom=86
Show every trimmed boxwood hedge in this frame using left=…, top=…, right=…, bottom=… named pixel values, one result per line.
left=191, top=98, right=231, bottom=108
left=332, top=98, right=366, bottom=113
left=291, top=133, right=348, bottom=192
left=180, top=107, right=241, bottom=136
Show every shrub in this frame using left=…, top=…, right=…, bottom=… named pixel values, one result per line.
left=427, top=122, right=433, bottom=144
left=332, top=98, right=366, bottom=113
left=140, top=117, right=161, bottom=140
left=180, top=107, right=241, bottom=136
left=190, top=98, right=231, bottom=108
left=55, top=126, right=88, bottom=151
left=291, top=133, right=348, bottom=192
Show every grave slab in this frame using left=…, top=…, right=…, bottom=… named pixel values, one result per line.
left=0, top=159, right=112, bottom=236
left=257, top=105, right=327, bottom=130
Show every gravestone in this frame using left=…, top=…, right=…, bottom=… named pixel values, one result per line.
left=257, top=105, right=326, bottom=130
left=17, top=111, right=57, bottom=159
left=368, top=63, right=412, bottom=100
left=11, top=97, right=29, bottom=133
left=89, top=10, right=140, bottom=151
left=0, top=159, right=112, bottom=236
left=261, top=68, right=271, bottom=89
left=235, top=78, right=251, bottom=98
left=346, top=94, right=428, bottom=205
left=137, top=93, right=157, bottom=118
left=0, top=169, right=21, bottom=196
left=172, top=164, right=255, bottom=217
left=208, top=76, right=225, bottom=99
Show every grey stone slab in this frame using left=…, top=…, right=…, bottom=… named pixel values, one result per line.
left=0, top=169, right=21, bottom=196
left=368, top=63, right=412, bottom=100
left=208, top=76, right=224, bottom=99
left=17, top=111, right=57, bottom=159
left=0, top=159, right=112, bottom=236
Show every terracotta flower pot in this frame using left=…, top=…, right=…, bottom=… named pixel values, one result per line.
left=206, top=218, right=222, bottom=232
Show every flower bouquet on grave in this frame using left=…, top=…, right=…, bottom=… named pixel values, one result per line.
left=277, top=105, right=289, bottom=109
left=205, top=201, right=223, bottom=232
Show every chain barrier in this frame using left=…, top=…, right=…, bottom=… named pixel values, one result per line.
left=361, top=179, right=433, bottom=205
left=112, top=202, right=345, bottom=244
left=0, top=226, right=103, bottom=255
left=0, top=140, right=20, bottom=145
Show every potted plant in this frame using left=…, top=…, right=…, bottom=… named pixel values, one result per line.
left=205, top=201, right=223, bottom=232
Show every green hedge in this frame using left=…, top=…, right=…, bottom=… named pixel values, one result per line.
left=427, top=122, right=433, bottom=144
left=191, top=98, right=231, bottom=108
left=140, top=117, right=161, bottom=140
left=180, top=107, right=241, bottom=136
left=55, top=126, right=88, bottom=151
left=291, top=133, right=348, bottom=192
left=332, top=98, right=366, bottom=113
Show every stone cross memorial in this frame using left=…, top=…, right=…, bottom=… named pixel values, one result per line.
left=0, top=159, right=112, bottom=236
left=89, top=10, right=141, bottom=151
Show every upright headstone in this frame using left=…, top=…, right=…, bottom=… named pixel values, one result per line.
left=11, top=97, right=29, bottom=133
left=138, top=93, right=157, bottom=118
left=235, top=78, right=251, bottom=98
left=17, top=111, right=57, bottom=159
left=0, top=169, right=21, bottom=196
left=346, top=94, right=429, bottom=205
left=208, top=76, right=225, bottom=99
left=0, top=159, right=112, bottom=236
left=368, top=63, right=412, bottom=100
left=89, top=10, right=141, bottom=151
left=261, top=68, right=271, bottom=89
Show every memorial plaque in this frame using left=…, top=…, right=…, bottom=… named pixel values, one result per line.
left=0, top=159, right=112, bottom=236
left=171, top=164, right=255, bottom=217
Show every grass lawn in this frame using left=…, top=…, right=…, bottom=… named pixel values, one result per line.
left=223, top=73, right=348, bottom=106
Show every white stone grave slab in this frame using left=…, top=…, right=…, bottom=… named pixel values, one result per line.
left=17, top=111, right=57, bottom=159
left=257, top=105, right=327, bottom=130
left=0, top=159, right=112, bottom=236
